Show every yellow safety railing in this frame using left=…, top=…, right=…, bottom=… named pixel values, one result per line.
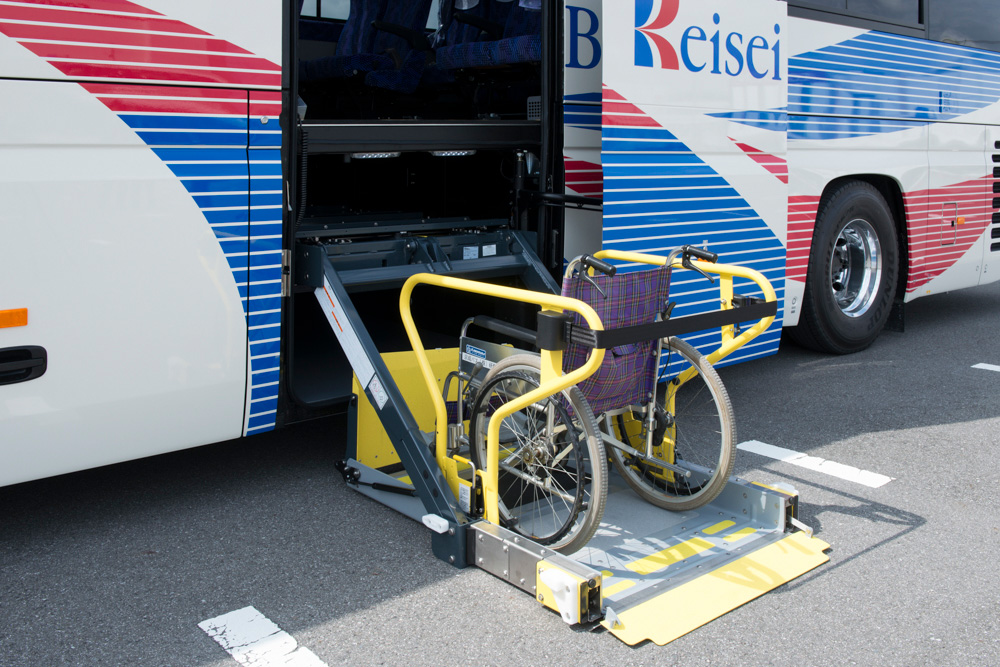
left=399, top=274, right=606, bottom=526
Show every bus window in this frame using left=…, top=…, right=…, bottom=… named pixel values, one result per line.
left=793, top=0, right=922, bottom=28
left=320, top=0, right=350, bottom=20
left=929, top=0, right=1000, bottom=52
left=847, top=0, right=920, bottom=25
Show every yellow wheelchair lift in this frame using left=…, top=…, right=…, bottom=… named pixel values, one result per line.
left=314, top=244, right=829, bottom=646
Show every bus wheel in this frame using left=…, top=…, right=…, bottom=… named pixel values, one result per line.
left=790, top=180, right=899, bottom=354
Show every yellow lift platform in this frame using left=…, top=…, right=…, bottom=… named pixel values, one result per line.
left=302, top=238, right=829, bottom=646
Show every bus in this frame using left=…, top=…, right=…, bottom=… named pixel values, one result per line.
left=1, top=0, right=997, bottom=487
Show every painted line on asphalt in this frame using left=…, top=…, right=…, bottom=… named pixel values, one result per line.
left=199, top=606, right=327, bottom=667
left=738, top=440, right=894, bottom=488
left=972, top=363, right=1000, bottom=373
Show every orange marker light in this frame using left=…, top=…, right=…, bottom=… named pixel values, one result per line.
left=956, top=216, right=966, bottom=225
left=0, top=308, right=28, bottom=328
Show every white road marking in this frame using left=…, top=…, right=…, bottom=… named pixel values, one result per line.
left=738, top=440, right=894, bottom=488
left=199, top=606, right=327, bottom=667
left=972, top=363, right=1000, bottom=373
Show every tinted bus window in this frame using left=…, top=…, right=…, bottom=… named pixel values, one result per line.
left=793, top=0, right=921, bottom=27
left=848, top=0, right=920, bottom=25
left=929, top=0, right=1000, bottom=52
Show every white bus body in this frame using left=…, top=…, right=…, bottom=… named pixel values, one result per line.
left=1, top=0, right=997, bottom=485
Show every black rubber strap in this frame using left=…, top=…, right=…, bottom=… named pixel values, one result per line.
left=574, top=301, right=778, bottom=350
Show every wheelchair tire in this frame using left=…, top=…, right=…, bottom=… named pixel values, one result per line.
left=469, top=354, right=606, bottom=554
left=607, top=337, right=735, bottom=511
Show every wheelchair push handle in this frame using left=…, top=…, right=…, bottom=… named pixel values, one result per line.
left=580, top=254, right=617, bottom=277
left=682, top=245, right=718, bottom=263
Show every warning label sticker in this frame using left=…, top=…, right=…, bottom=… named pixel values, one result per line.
left=368, top=375, right=389, bottom=410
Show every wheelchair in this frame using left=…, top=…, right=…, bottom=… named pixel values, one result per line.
left=451, top=246, right=777, bottom=553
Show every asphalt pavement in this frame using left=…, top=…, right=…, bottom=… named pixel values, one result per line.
left=1, top=282, right=998, bottom=666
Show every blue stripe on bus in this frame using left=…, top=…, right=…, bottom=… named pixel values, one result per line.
left=564, top=92, right=603, bottom=103
left=247, top=413, right=278, bottom=429
left=249, top=311, right=282, bottom=328
left=248, top=251, right=282, bottom=267
left=181, top=178, right=251, bottom=193
left=137, top=130, right=248, bottom=146
left=711, top=28, right=1000, bottom=138
left=252, top=370, right=281, bottom=386
left=168, top=163, right=250, bottom=177
left=213, top=226, right=249, bottom=239
left=604, top=186, right=741, bottom=202
left=601, top=120, right=784, bottom=363
left=153, top=147, right=248, bottom=162
left=203, top=209, right=249, bottom=224
left=249, top=132, right=283, bottom=147
left=251, top=387, right=278, bottom=402
left=602, top=139, right=692, bottom=153
left=122, top=115, right=248, bottom=131
left=251, top=340, right=280, bottom=357
left=193, top=193, right=248, bottom=209
left=604, top=176, right=730, bottom=190
left=250, top=297, right=283, bottom=313
left=249, top=266, right=282, bottom=282
left=249, top=192, right=283, bottom=207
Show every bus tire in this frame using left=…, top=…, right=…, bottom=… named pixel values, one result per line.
left=790, top=180, right=899, bottom=354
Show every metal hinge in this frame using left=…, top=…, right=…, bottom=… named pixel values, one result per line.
left=281, top=249, right=291, bottom=297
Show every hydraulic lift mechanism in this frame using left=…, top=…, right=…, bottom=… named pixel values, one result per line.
left=296, top=230, right=829, bottom=646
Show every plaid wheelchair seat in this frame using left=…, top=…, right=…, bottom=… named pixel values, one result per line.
left=561, top=264, right=672, bottom=416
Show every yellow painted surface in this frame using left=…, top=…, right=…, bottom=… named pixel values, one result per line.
left=603, top=579, right=637, bottom=598
left=723, top=527, right=757, bottom=543
left=703, top=520, right=736, bottom=535
left=751, top=481, right=797, bottom=497
left=626, top=537, right=714, bottom=576
left=399, top=272, right=606, bottom=526
left=606, top=532, right=830, bottom=646
left=353, top=347, right=459, bottom=469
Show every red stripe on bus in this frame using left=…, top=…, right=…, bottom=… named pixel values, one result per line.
left=81, top=82, right=249, bottom=98
left=0, top=4, right=208, bottom=35
left=602, top=114, right=659, bottom=127
left=99, top=98, right=249, bottom=115
left=15, top=0, right=160, bottom=15
left=22, top=42, right=279, bottom=71
left=54, top=62, right=281, bottom=86
left=0, top=23, right=255, bottom=54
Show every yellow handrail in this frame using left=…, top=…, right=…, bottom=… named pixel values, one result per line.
left=399, top=274, right=606, bottom=525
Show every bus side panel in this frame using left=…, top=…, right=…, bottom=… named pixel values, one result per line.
left=563, top=0, right=603, bottom=263
left=921, top=123, right=991, bottom=295
left=0, top=79, right=249, bottom=486
left=246, top=91, right=285, bottom=436
left=783, top=19, right=998, bottom=305
left=600, top=0, right=788, bottom=366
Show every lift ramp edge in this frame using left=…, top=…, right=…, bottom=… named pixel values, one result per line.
left=604, top=530, right=829, bottom=645
left=581, top=475, right=829, bottom=646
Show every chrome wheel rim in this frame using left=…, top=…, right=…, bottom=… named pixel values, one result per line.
left=829, top=218, right=882, bottom=317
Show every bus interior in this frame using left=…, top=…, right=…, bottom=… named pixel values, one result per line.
left=286, top=0, right=573, bottom=413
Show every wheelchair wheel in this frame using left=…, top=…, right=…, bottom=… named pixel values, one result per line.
left=607, top=337, right=735, bottom=511
left=469, top=354, right=606, bottom=553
